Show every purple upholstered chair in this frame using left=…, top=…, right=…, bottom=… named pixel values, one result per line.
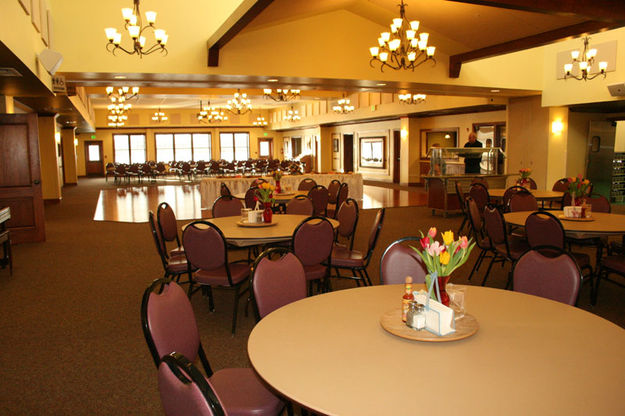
left=292, top=216, right=335, bottom=295
left=250, top=247, right=307, bottom=319
left=149, top=211, right=191, bottom=282
left=142, top=279, right=285, bottom=416
left=286, top=195, right=313, bottom=216
left=379, top=237, right=427, bottom=285
left=182, top=221, right=249, bottom=334
left=513, top=248, right=581, bottom=305
left=219, top=182, right=231, bottom=196
left=455, top=181, right=468, bottom=235
left=508, top=190, right=538, bottom=212
left=331, top=208, right=385, bottom=287
left=466, top=196, right=493, bottom=282
left=328, top=183, right=349, bottom=218
left=501, top=186, right=526, bottom=212
left=334, top=198, right=359, bottom=251
left=483, top=204, right=528, bottom=288
left=244, top=187, right=259, bottom=210
left=297, top=178, right=317, bottom=191
left=212, top=195, right=243, bottom=218
left=157, top=202, right=184, bottom=257
left=158, top=352, right=225, bottom=416
left=468, top=183, right=490, bottom=218
left=327, top=179, right=341, bottom=205
left=308, top=185, right=329, bottom=216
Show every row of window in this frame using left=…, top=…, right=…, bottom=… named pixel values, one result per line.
left=113, top=132, right=251, bottom=164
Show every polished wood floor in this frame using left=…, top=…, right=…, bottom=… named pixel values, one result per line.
left=93, top=181, right=427, bottom=223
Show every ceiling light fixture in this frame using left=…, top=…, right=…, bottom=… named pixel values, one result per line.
left=226, top=90, right=252, bottom=115
left=104, top=0, right=169, bottom=57
left=563, top=37, right=607, bottom=81
left=106, top=86, right=139, bottom=103
left=285, top=107, right=301, bottom=122
left=398, top=92, right=426, bottom=104
left=369, top=0, right=435, bottom=72
left=253, top=115, right=268, bottom=126
left=263, top=88, right=300, bottom=102
left=107, top=113, right=128, bottom=127
left=197, top=100, right=228, bottom=124
left=332, top=95, right=355, bottom=114
left=151, top=108, right=168, bottom=122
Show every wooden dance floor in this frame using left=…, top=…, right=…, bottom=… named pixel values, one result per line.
left=93, top=183, right=426, bottom=223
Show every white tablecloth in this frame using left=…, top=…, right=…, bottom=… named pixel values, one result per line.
left=200, top=173, right=363, bottom=208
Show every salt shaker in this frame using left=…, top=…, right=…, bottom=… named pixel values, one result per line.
left=406, top=302, right=426, bottom=330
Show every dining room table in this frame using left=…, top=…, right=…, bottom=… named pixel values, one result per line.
left=489, top=188, right=564, bottom=202
left=248, top=284, right=625, bottom=416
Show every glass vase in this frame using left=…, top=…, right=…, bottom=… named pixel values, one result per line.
left=275, top=180, right=282, bottom=194
left=263, top=202, right=273, bottom=223
left=437, top=275, right=451, bottom=307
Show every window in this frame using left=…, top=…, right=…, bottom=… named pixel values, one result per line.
left=114, top=134, right=146, bottom=164
left=155, top=133, right=212, bottom=162
left=219, top=132, right=249, bottom=161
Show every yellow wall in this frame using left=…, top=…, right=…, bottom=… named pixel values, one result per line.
left=38, top=116, right=62, bottom=199
left=61, top=127, right=77, bottom=183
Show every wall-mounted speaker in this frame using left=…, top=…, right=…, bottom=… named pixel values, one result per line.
left=38, top=49, right=63, bottom=76
left=607, top=83, right=625, bottom=97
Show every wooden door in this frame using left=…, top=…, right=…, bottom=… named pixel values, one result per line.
left=393, top=130, right=401, bottom=183
left=343, top=134, right=354, bottom=173
left=0, top=113, right=45, bottom=243
left=258, top=138, right=273, bottom=159
left=85, top=141, right=104, bottom=176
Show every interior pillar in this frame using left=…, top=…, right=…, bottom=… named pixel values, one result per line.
left=61, top=127, right=78, bottom=185
left=38, top=115, right=62, bottom=200
left=399, top=117, right=411, bottom=185
left=0, top=96, right=14, bottom=113
left=546, top=107, right=569, bottom=188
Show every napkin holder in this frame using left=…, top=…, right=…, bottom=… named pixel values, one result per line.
left=413, top=276, right=455, bottom=336
left=247, top=209, right=263, bottom=224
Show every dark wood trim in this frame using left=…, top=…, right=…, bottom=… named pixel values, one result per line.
left=446, top=0, right=625, bottom=23
left=207, top=0, right=274, bottom=67
left=449, top=20, right=620, bottom=77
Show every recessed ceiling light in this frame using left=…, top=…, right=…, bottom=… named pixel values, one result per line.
left=490, top=89, right=500, bottom=93
left=114, top=75, right=127, bottom=79
left=376, top=83, right=386, bottom=86
left=267, top=78, right=278, bottom=82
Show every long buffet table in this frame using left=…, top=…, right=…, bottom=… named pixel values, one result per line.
left=199, top=173, right=363, bottom=208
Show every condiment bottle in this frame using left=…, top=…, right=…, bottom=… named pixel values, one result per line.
left=406, top=302, right=426, bottom=330
left=402, top=276, right=414, bottom=322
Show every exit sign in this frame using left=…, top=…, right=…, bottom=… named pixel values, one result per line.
left=91, top=135, right=96, bottom=139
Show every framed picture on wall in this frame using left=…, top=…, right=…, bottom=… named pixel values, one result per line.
left=359, top=137, right=385, bottom=169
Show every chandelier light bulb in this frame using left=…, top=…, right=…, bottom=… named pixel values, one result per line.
left=145, top=11, right=156, bottom=24
left=599, top=61, right=608, bottom=72
left=571, top=50, right=580, bottom=60
left=122, top=8, right=133, bottom=21
left=381, top=32, right=391, bottom=42
left=410, top=21, right=419, bottom=30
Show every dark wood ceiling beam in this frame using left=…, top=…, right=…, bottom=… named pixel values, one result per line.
left=446, top=0, right=625, bottom=23
left=449, top=20, right=620, bottom=78
left=207, top=0, right=274, bottom=67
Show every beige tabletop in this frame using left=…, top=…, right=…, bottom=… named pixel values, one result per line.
left=489, top=188, right=564, bottom=200
left=505, top=210, right=625, bottom=239
left=204, top=214, right=338, bottom=247
left=233, top=190, right=308, bottom=204
left=248, top=284, right=625, bottom=416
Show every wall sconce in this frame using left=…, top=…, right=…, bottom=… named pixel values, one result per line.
left=401, top=129, right=408, bottom=139
left=74, top=139, right=79, bottom=146
left=552, top=120, right=564, bottom=134
left=55, top=133, right=61, bottom=144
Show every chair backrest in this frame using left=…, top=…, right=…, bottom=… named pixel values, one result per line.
left=244, top=187, right=259, bottom=209
left=308, top=185, right=329, bottom=216
left=379, top=237, right=427, bottom=285
left=157, top=202, right=180, bottom=245
left=586, top=193, right=611, bottom=213
left=552, top=178, right=569, bottom=192
left=148, top=211, right=169, bottom=269
left=158, top=353, right=225, bottom=416
left=364, top=208, right=386, bottom=264
left=502, top=186, right=526, bottom=211
left=250, top=247, right=307, bottom=319
left=182, top=221, right=230, bottom=274
left=220, top=182, right=231, bottom=196
left=292, top=216, right=335, bottom=266
left=508, top=190, right=538, bottom=212
left=212, top=195, right=243, bottom=218
left=335, top=198, right=359, bottom=250
left=513, top=247, right=581, bottom=305
left=335, top=183, right=349, bottom=213
left=327, top=180, right=341, bottom=204
left=471, top=177, right=488, bottom=188
left=515, top=177, right=537, bottom=189
left=286, top=195, right=313, bottom=216
left=297, top=178, right=317, bottom=191
left=483, top=205, right=506, bottom=246
left=468, top=183, right=490, bottom=215
left=141, top=279, right=210, bottom=372
left=525, top=211, right=565, bottom=249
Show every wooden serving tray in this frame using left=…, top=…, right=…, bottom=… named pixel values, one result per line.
left=236, top=220, right=278, bottom=228
left=380, top=308, right=479, bottom=342
left=558, top=215, right=595, bottom=222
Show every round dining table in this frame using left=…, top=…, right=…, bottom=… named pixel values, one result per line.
left=489, top=188, right=564, bottom=201
left=504, top=210, right=625, bottom=239
left=203, top=214, right=338, bottom=247
left=248, top=284, right=625, bottom=416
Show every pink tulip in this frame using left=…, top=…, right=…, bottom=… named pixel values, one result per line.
left=459, top=236, right=469, bottom=249
left=428, top=227, right=437, bottom=238
left=427, top=241, right=444, bottom=257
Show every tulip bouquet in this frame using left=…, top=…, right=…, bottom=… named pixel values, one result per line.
left=568, top=174, right=591, bottom=200
left=412, top=228, right=475, bottom=303
left=519, top=168, right=532, bottom=179
left=256, top=182, right=275, bottom=204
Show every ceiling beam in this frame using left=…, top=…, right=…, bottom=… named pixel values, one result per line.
left=207, top=0, right=274, bottom=67
left=445, top=0, right=625, bottom=23
left=449, top=20, right=620, bottom=78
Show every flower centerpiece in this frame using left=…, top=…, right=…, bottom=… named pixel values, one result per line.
left=518, top=168, right=532, bottom=188
left=272, top=170, right=283, bottom=194
left=412, top=228, right=475, bottom=306
left=567, top=174, right=591, bottom=206
left=256, top=182, right=275, bottom=223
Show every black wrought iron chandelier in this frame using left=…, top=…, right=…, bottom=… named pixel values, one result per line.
left=197, top=100, right=228, bottom=124
left=253, top=115, right=268, bottom=126
left=285, top=107, right=301, bottom=122
left=104, top=0, right=169, bottom=57
left=151, top=108, right=168, bottom=122
left=398, top=92, right=426, bottom=104
left=369, top=0, right=435, bottom=72
left=563, top=37, right=608, bottom=81
left=332, top=96, right=354, bottom=114
left=226, top=90, right=252, bottom=116
left=263, top=88, right=300, bottom=102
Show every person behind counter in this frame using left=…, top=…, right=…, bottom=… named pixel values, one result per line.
left=463, top=131, right=483, bottom=174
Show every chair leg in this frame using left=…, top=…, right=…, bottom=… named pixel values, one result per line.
left=467, top=250, right=485, bottom=281
left=592, top=266, right=604, bottom=305
left=205, top=286, right=215, bottom=312
left=231, top=285, right=241, bottom=335
left=481, top=254, right=498, bottom=286
left=505, top=269, right=513, bottom=290
left=457, top=216, right=467, bottom=236
left=362, top=268, right=373, bottom=286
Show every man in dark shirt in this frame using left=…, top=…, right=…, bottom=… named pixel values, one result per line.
left=463, top=132, right=483, bottom=174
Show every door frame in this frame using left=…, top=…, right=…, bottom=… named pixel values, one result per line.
left=257, top=137, right=273, bottom=159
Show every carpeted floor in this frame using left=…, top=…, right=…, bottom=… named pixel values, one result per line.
left=0, top=178, right=623, bottom=415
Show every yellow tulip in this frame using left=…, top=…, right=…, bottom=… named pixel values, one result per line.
left=442, top=230, right=454, bottom=246
left=440, top=251, right=450, bottom=265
